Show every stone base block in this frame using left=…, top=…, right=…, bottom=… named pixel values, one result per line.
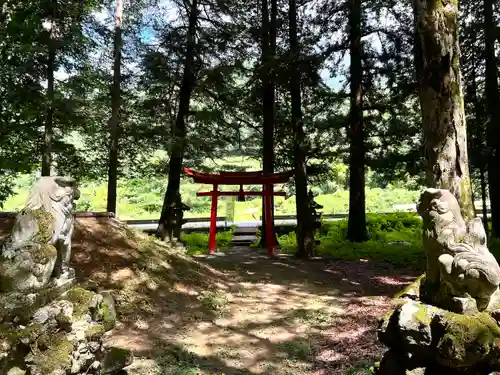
left=376, top=299, right=500, bottom=373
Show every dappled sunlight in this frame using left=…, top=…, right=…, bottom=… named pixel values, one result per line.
left=0, top=217, right=420, bottom=374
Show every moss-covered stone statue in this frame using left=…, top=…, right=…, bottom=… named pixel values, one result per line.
left=0, top=176, right=80, bottom=292
left=0, top=177, right=133, bottom=374
left=372, top=188, right=500, bottom=375
left=417, top=188, right=500, bottom=313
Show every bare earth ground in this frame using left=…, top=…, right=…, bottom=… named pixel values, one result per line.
left=0, top=217, right=418, bottom=375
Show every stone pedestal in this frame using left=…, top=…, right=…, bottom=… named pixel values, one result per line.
left=0, top=286, right=132, bottom=375
left=373, top=296, right=500, bottom=375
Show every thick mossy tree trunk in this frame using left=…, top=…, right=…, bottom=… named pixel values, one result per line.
left=260, top=0, right=279, bottom=248
left=42, top=1, right=56, bottom=177
left=289, top=0, right=314, bottom=258
left=106, top=0, right=123, bottom=214
left=156, top=0, right=198, bottom=241
left=413, top=0, right=475, bottom=220
left=484, top=0, right=500, bottom=236
left=347, top=0, right=368, bottom=242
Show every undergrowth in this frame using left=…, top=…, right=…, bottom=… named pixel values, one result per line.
left=182, top=229, right=233, bottom=254
left=277, top=213, right=425, bottom=269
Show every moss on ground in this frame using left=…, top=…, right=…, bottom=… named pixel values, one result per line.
left=31, top=334, right=73, bottom=374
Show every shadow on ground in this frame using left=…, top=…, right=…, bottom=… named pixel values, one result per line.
left=0, top=218, right=419, bottom=375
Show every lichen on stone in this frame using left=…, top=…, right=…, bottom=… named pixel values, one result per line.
left=84, top=323, right=106, bottom=341
left=64, top=287, right=95, bottom=318
left=101, top=347, right=133, bottom=374
left=98, top=300, right=116, bottom=331
left=28, top=208, right=55, bottom=245
left=17, top=323, right=43, bottom=344
left=413, top=304, right=431, bottom=326
left=393, top=274, right=425, bottom=300
left=435, top=311, right=500, bottom=367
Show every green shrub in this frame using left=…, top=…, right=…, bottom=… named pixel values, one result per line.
left=277, top=213, right=425, bottom=269
left=277, top=231, right=297, bottom=253
left=182, top=229, right=233, bottom=254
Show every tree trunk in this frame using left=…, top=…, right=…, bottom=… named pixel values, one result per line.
left=470, top=51, right=489, bottom=234
left=484, top=0, right=500, bottom=236
left=289, top=0, right=314, bottom=258
left=42, top=1, right=56, bottom=177
left=106, top=0, right=123, bottom=214
left=156, top=0, right=198, bottom=241
left=413, top=0, right=475, bottom=220
left=347, top=0, right=368, bottom=242
left=260, top=0, right=278, bottom=247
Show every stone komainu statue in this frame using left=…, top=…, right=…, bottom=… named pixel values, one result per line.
left=417, top=188, right=500, bottom=311
left=0, top=176, right=80, bottom=292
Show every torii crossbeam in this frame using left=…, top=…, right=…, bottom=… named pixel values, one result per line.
left=184, top=168, right=294, bottom=255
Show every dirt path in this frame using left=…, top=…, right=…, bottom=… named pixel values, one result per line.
left=110, top=245, right=418, bottom=375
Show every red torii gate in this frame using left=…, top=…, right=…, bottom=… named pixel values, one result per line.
left=184, top=168, right=294, bottom=256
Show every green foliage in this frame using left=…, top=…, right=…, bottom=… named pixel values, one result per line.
left=182, top=230, right=233, bottom=254
left=277, top=213, right=425, bottom=268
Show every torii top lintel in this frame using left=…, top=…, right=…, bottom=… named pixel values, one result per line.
left=183, top=168, right=294, bottom=185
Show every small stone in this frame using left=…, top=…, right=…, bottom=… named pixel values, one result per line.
left=89, top=294, right=103, bottom=310
left=405, top=368, right=426, bottom=375
left=90, top=361, right=101, bottom=370
left=84, top=280, right=100, bottom=292
left=88, top=342, right=101, bottom=353
left=70, top=361, right=81, bottom=374
left=82, top=313, right=92, bottom=323
left=78, top=342, right=88, bottom=353
left=99, top=290, right=117, bottom=323
left=32, top=309, right=50, bottom=325
left=68, top=331, right=85, bottom=342
left=7, top=367, right=26, bottom=375
left=0, top=338, right=12, bottom=352
left=101, top=347, right=133, bottom=374
left=56, top=300, right=74, bottom=317
left=492, top=309, right=500, bottom=324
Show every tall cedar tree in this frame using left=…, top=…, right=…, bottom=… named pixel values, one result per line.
left=483, top=0, right=500, bottom=236
left=157, top=0, right=198, bottom=241
left=107, top=0, right=123, bottom=214
left=260, top=0, right=279, bottom=247
left=413, top=0, right=474, bottom=219
left=289, top=0, right=314, bottom=257
left=43, top=0, right=57, bottom=176
left=347, top=0, right=368, bottom=242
